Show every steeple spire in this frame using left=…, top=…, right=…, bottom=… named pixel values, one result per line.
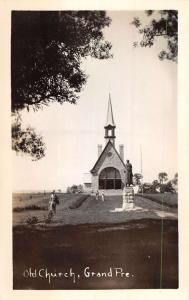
left=104, top=94, right=116, bottom=146
left=106, top=93, right=115, bottom=126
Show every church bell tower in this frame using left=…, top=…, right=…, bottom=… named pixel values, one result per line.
left=104, top=94, right=116, bottom=146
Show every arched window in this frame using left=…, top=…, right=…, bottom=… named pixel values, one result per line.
left=99, top=167, right=122, bottom=190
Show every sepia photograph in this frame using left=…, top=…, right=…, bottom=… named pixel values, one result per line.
left=11, top=10, right=178, bottom=289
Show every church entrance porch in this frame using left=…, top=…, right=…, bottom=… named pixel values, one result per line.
left=99, top=167, right=122, bottom=190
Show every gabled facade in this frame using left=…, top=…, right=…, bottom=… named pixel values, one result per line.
left=89, top=95, right=126, bottom=193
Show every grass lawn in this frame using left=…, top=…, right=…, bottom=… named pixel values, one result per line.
left=13, top=192, right=76, bottom=208
left=13, top=193, right=87, bottom=224
left=12, top=193, right=177, bottom=226
left=140, top=193, right=178, bottom=208
left=12, top=192, right=178, bottom=289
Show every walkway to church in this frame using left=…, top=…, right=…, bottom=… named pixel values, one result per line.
left=13, top=194, right=177, bottom=226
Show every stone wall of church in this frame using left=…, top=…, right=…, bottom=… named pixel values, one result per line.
left=91, top=152, right=126, bottom=191
left=91, top=173, right=99, bottom=191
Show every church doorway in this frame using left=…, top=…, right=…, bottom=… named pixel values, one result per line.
left=99, top=167, right=122, bottom=190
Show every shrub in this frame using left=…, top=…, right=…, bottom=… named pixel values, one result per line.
left=69, top=195, right=89, bottom=209
left=160, top=182, right=176, bottom=193
left=26, top=216, right=38, bottom=225
left=13, top=205, right=48, bottom=212
left=67, top=184, right=84, bottom=194
left=138, top=183, right=158, bottom=194
left=45, top=211, right=53, bottom=223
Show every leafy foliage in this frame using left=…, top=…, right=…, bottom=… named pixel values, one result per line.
left=26, top=216, right=38, bottom=225
left=159, top=181, right=176, bottom=193
left=13, top=205, right=47, bottom=212
left=67, top=184, right=83, bottom=194
left=133, top=173, right=143, bottom=185
left=12, top=114, right=45, bottom=160
left=138, top=172, right=177, bottom=194
left=138, top=182, right=158, bottom=194
left=11, top=11, right=112, bottom=160
left=172, top=172, right=178, bottom=186
left=12, top=11, right=112, bottom=112
left=171, top=173, right=178, bottom=193
left=158, top=172, right=168, bottom=184
left=131, top=10, right=178, bottom=62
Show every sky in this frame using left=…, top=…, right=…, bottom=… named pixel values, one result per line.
left=12, top=11, right=177, bottom=192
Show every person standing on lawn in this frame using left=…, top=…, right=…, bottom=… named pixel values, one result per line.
left=100, top=191, right=105, bottom=202
left=49, top=190, right=58, bottom=215
left=95, top=190, right=99, bottom=200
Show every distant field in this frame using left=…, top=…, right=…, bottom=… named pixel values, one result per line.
left=13, top=193, right=50, bottom=208
left=12, top=193, right=90, bottom=225
left=12, top=192, right=78, bottom=208
left=140, top=193, right=178, bottom=208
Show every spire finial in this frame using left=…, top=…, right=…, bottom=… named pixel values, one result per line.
left=106, top=93, right=115, bottom=127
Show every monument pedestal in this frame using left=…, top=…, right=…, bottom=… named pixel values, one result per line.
left=122, top=187, right=134, bottom=211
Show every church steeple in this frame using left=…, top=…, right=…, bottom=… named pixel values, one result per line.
left=106, top=93, right=115, bottom=127
left=104, top=94, right=116, bottom=146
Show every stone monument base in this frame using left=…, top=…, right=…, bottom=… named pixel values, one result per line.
left=122, top=202, right=135, bottom=210
left=122, top=187, right=134, bottom=211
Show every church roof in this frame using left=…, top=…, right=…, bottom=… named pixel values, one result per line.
left=90, top=140, right=125, bottom=173
left=105, top=94, right=115, bottom=127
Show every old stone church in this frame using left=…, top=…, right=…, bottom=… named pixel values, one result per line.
left=84, top=95, right=128, bottom=194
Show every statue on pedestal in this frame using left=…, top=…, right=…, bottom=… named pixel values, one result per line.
left=122, top=160, right=134, bottom=210
left=125, top=160, right=133, bottom=187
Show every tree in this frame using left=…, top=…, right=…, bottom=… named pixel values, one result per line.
left=12, top=113, right=45, bottom=160
left=66, top=186, right=71, bottom=193
left=133, top=173, right=143, bottom=185
left=12, top=11, right=112, bottom=159
left=159, top=180, right=176, bottom=193
left=152, top=179, right=159, bottom=186
left=67, top=184, right=83, bottom=194
left=171, top=172, right=178, bottom=193
left=12, top=11, right=112, bottom=112
left=158, top=172, right=168, bottom=184
left=77, top=184, right=84, bottom=193
left=172, top=172, right=178, bottom=186
left=151, top=179, right=160, bottom=192
left=131, top=10, right=178, bottom=62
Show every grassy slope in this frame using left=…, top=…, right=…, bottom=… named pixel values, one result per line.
left=139, top=193, right=178, bottom=208
left=13, top=193, right=177, bottom=227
